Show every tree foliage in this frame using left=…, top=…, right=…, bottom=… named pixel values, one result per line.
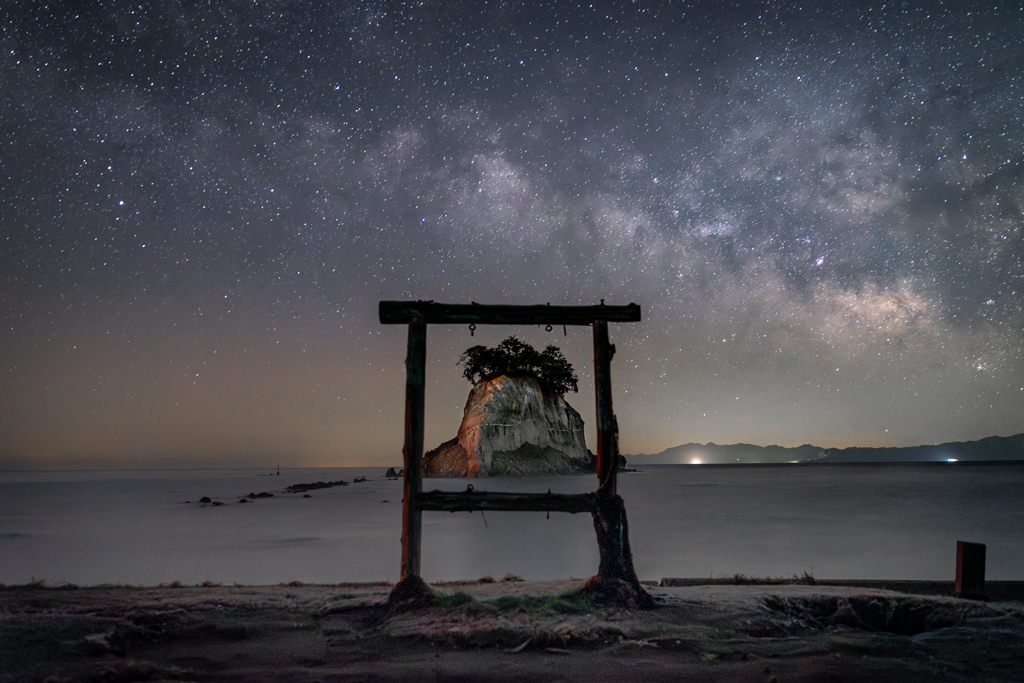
left=458, top=336, right=579, bottom=397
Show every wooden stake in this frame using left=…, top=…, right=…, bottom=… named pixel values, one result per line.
left=956, top=540, right=986, bottom=599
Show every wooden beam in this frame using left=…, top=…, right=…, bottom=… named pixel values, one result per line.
left=417, top=489, right=598, bottom=514
left=379, top=300, right=641, bottom=326
left=399, top=321, right=426, bottom=582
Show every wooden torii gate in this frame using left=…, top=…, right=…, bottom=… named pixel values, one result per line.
left=379, top=300, right=653, bottom=608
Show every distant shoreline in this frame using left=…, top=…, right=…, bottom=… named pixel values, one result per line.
left=6, top=459, right=1024, bottom=474
left=627, top=432, right=1024, bottom=465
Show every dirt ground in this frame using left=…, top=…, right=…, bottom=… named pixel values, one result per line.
left=2, top=579, right=1022, bottom=682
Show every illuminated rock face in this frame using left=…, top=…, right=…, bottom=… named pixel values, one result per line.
left=423, top=375, right=589, bottom=477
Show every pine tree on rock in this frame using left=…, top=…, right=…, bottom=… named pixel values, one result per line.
left=458, top=336, right=579, bottom=397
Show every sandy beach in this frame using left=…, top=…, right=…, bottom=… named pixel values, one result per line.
left=3, top=579, right=1022, bottom=682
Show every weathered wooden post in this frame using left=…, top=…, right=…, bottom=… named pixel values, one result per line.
left=389, top=319, right=432, bottom=604
left=584, top=318, right=653, bottom=608
left=593, top=319, right=617, bottom=496
left=955, top=540, right=986, bottom=599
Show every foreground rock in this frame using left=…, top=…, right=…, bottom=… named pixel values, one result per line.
left=425, top=375, right=589, bottom=477
left=1, top=581, right=1022, bottom=682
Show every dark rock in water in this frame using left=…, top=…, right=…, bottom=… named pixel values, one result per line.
left=385, top=467, right=401, bottom=478
left=303, top=494, right=311, bottom=498
left=424, top=375, right=590, bottom=477
left=285, top=480, right=347, bottom=493
left=353, top=476, right=368, bottom=483
left=199, top=496, right=212, bottom=503
left=239, top=499, right=248, bottom=503
left=247, top=491, right=275, bottom=498
left=212, top=501, right=224, bottom=507
left=577, top=449, right=630, bottom=473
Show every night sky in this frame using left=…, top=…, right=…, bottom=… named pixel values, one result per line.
left=2, top=1, right=1022, bottom=469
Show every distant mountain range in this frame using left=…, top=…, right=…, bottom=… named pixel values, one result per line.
left=627, top=433, right=1024, bottom=465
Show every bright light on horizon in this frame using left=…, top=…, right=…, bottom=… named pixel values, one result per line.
left=690, top=457, right=702, bottom=465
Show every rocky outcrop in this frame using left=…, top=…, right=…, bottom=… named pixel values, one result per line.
left=424, top=375, right=589, bottom=477
left=284, top=481, right=347, bottom=493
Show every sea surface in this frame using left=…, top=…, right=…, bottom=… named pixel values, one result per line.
left=1, top=463, right=1022, bottom=586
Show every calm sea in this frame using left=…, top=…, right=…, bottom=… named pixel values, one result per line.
left=1, top=463, right=1021, bottom=585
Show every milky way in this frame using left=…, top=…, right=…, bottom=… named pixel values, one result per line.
left=2, top=1, right=1022, bottom=468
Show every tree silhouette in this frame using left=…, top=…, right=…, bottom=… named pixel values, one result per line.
left=458, top=336, right=579, bottom=397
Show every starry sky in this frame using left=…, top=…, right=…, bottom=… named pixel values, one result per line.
left=2, top=1, right=1023, bottom=469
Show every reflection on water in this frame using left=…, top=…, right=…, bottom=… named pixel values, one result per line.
left=1, top=463, right=1021, bottom=585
